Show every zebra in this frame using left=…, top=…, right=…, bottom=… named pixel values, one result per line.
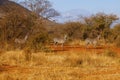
left=14, top=33, right=29, bottom=49
left=53, top=34, right=67, bottom=48
left=85, top=35, right=101, bottom=48
left=15, top=33, right=29, bottom=44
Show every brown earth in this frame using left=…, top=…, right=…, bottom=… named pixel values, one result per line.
left=50, top=44, right=120, bottom=54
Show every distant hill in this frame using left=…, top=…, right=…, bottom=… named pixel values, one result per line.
left=0, top=0, right=58, bottom=31
left=0, top=0, right=30, bottom=17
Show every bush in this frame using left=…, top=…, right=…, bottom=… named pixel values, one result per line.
left=27, top=33, right=50, bottom=52
left=115, top=36, right=120, bottom=47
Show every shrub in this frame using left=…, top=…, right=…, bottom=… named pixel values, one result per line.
left=115, top=36, right=120, bottom=47
left=26, top=33, right=50, bottom=52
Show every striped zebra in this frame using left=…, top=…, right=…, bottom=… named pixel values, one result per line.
left=14, top=33, right=29, bottom=48
left=53, top=35, right=67, bottom=47
left=85, top=35, right=101, bottom=48
left=15, top=33, right=29, bottom=44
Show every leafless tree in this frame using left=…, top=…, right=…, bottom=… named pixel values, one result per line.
left=20, top=0, right=60, bottom=19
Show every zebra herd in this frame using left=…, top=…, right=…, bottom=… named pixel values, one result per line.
left=14, top=32, right=101, bottom=49
left=53, top=34, right=101, bottom=48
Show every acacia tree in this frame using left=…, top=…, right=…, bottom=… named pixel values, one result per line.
left=111, top=24, right=120, bottom=46
left=82, top=13, right=118, bottom=39
left=20, top=0, right=60, bottom=19
left=62, top=22, right=84, bottom=39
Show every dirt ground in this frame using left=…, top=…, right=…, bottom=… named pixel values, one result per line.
left=51, top=44, right=120, bottom=54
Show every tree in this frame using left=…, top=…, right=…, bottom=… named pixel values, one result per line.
left=82, top=12, right=118, bottom=39
left=111, top=24, right=120, bottom=46
left=61, top=22, right=85, bottom=40
left=20, top=0, right=60, bottom=19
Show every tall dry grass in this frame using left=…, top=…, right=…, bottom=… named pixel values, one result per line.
left=0, top=49, right=120, bottom=80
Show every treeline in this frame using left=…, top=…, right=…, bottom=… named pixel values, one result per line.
left=0, top=11, right=120, bottom=52
left=50, top=13, right=120, bottom=47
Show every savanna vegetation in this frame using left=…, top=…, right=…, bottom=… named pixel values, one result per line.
left=0, top=0, right=120, bottom=80
left=0, top=0, right=120, bottom=52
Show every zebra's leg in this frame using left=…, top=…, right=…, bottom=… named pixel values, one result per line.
left=54, top=42, right=57, bottom=47
left=61, top=43, right=64, bottom=47
left=86, top=41, right=90, bottom=49
left=61, top=43, right=64, bottom=50
left=86, top=43, right=89, bottom=49
left=93, top=40, right=97, bottom=48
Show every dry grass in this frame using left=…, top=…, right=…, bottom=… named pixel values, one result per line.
left=0, top=49, right=120, bottom=80
left=69, top=40, right=85, bottom=46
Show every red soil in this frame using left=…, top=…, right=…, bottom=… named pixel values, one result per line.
left=50, top=44, right=120, bottom=54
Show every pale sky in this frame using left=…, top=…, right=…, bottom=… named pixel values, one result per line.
left=49, top=0, right=120, bottom=16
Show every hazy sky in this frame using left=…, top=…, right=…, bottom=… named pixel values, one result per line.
left=49, top=0, right=120, bottom=16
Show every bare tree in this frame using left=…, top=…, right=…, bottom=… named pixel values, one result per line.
left=20, top=0, right=60, bottom=19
